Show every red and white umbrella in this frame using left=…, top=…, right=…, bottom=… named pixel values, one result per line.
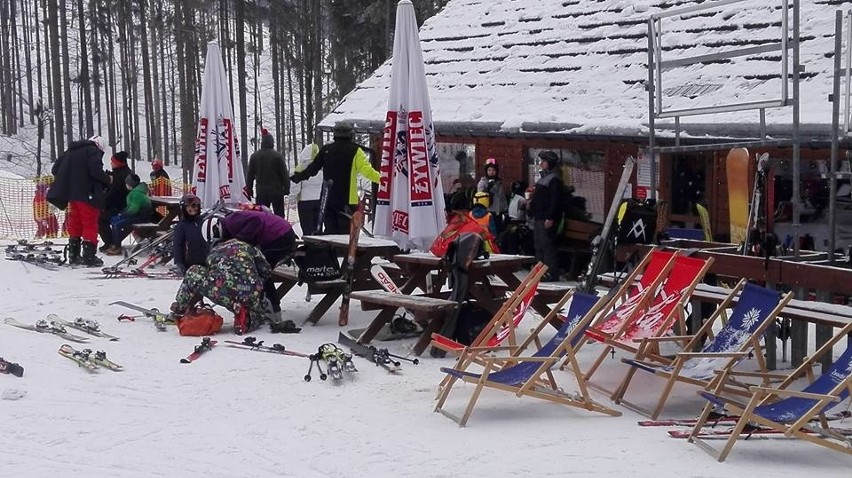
left=374, top=0, right=446, bottom=251
left=192, top=42, right=247, bottom=208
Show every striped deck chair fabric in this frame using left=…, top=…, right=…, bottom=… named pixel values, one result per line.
left=434, top=292, right=620, bottom=426
left=690, top=322, right=852, bottom=461
left=587, top=249, right=677, bottom=339
left=581, top=254, right=711, bottom=389
left=614, top=282, right=792, bottom=419
left=430, top=262, right=546, bottom=356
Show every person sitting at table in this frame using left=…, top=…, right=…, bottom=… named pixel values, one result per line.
left=171, top=193, right=209, bottom=276
left=219, top=209, right=299, bottom=333
left=470, top=191, right=498, bottom=237
left=104, top=174, right=153, bottom=255
left=431, top=192, right=499, bottom=257
left=170, top=238, right=273, bottom=334
left=98, top=150, right=132, bottom=252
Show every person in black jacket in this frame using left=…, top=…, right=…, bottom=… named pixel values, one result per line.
left=171, top=193, right=209, bottom=276
left=46, top=136, right=111, bottom=266
left=246, top=128, right=289, bottom=218
left=98, top=150, right=132, bottom=251
left=528, top=150, right=564, bottom=282
left=289, top=122, right=380, bottom=234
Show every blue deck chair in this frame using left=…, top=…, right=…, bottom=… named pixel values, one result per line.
left=612, top=281, right=793, bottom=419
left=688, top=321, right=852, bottom=461
left=434, top=291, right=621, bottom=427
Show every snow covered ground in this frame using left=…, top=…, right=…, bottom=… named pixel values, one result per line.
left=1, top=248, right=851, bottom=477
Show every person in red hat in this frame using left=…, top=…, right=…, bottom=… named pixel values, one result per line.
left=98, top=150, right=132, bottom=252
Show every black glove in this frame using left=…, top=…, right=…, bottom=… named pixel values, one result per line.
left=289, top=174, right=302, bottom=184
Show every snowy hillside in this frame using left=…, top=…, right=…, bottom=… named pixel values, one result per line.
left=2, top=250, right=851, bottom=477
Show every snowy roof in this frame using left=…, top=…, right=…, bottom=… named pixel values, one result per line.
left=322, top=0, right=842, bottom=141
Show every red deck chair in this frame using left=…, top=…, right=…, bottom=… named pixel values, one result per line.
left=582, top=254, right=712, bottom=392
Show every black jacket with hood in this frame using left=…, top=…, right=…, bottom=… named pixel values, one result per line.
left=47, top=140, right=111, bottom=210
left=247, top=134, right=289, bottom=197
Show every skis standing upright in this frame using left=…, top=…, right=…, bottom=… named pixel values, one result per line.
left=314, top=179, right=333, bottom=235
left=578, top=156, right=636, bottom=294
left=338, top=197, right=366, bottom=327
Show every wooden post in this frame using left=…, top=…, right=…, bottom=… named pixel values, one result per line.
left=790, top=287, right=808, bottom=367
left=814, top=289, right=835, bottom=374
left=763, top=281, right=778, bottom=370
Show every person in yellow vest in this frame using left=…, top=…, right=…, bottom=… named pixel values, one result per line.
left=469, top=191, right=497, bottom=237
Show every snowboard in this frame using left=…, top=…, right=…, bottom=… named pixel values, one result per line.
left=726, top=148, right=750, bottom=246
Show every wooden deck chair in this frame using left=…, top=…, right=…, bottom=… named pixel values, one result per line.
left=688, top=321, right=852, bottom=462
left=430, top=262, right=547, bottom=357
left=582, top=254, right=710, bottom=388
left=613, top=281, right=793, bottom=419
left=434, top=292, right=620, bottom=426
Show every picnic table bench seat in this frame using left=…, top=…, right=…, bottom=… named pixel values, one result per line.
left=350, top=290, right=458, bottom=356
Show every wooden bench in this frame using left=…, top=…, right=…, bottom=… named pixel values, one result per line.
left=350, top=291, right=458, bottom=356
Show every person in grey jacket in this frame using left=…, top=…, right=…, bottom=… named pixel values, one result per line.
left=246, top=128, right=289, bottom=217
left=477, top=157, right=508, bottom=232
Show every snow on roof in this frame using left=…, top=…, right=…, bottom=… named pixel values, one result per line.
left=322, top=0, right=841, bottom=139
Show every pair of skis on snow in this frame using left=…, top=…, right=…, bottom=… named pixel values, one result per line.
left=6, top=316, right=120, bottom=342
left=640, top=411, right=852, bottom=439
left=58, top=344, right=123, bottom=372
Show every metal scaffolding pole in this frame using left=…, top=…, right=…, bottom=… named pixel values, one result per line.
left=830, top=11, right=843, bottom=263
left=792, top=0, right=801, bottom=256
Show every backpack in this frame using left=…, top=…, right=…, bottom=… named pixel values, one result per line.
left=176, top=305, right=224, bottom=336
left=292, top=244, right=341, bottom=283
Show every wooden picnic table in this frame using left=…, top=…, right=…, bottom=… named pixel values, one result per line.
left=272, top=234, right=401, bottom=326
left=390, top=252, right=561, bottom=320
left=149, top=195, right=183, bottom=229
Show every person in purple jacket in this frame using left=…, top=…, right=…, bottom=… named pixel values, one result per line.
left=220, top=209, right=298, bottom=327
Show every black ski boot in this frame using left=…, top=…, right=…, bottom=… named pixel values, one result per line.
left=81, top=241, right=104, bottom=267
left=67, top=237, right=82, bottom=265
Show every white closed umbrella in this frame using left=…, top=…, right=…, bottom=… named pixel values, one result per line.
left=192, top=42, right=247, bottom=208
left=374, top=0, right=446, bottom=251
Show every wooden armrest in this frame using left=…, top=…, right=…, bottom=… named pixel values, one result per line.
left=633, top=335, right=695, bottom=344
left=749, top=386, right=842, bottom=402
left=676, top=351, right=749, bottom=359
left=461, top=345, right=519, bottom=354
left=714, top=369, right=790, bottom=380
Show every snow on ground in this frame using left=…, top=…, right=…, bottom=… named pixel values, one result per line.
left=1, top=247, right=851, bottom=477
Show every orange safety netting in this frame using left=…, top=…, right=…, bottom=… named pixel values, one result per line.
left=1, top=176, right=302, bottom=240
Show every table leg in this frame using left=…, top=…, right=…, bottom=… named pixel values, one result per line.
left=412, top=312, right=446, bottom=356
left=357, top=308, right=397, bottom=344
left=274, top=279, right=297, bottom=303
left=304, top=291, right=342, bottom=325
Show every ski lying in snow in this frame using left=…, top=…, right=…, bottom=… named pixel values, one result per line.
left=180, top=337, right=216, bottom=363
left=5, top=317, right=91, bottom=343
left=87, top=350, right=124, bottom=371
left=5, top=251, right=62, bottom=270
left=369, top=264, right=416, bottom=317
left=58, top=344, right=99, bottom=372
left=338, top=331, right=419, bottom=373
left=47, top=315, right=120, bottom=341
left=90, top=269, right=181, bottom=280
left=110, top=301, right=172, bottom=332
left=223, top=337, right=310, bottom=358
left=0, top=357, right=24, bottom=377
left=668, top=426, right=852, bottom=439
left=640, top=410, right=852, bottom=428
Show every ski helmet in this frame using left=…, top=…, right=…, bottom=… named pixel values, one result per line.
left=180, top=193, right=202, bottom=219
left=473, top=191, right=490, bottom=208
